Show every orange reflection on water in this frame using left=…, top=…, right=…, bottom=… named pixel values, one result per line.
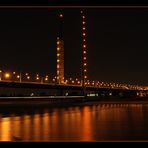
left=0, top=117, right=11, bottom=141
left=23, top=115, right=31, bottom=140
left=80, top=106, right=93, bottom=141
left=33, top=114, right=41, bottom=141
left=11, top=116, right=23, bottom=141
left=42, top=112, right=50, bottom=141
left=0, top=103, right=148, bottom=141
left=50, top=110, right=60, bottom=140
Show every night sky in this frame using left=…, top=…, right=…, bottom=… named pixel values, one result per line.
left=0, top=8, right=148, bottom=85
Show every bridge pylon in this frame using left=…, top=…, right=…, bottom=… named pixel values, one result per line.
left=56, top=13, right=64, bottom=84
left=81, top=11, right=88, bottom=97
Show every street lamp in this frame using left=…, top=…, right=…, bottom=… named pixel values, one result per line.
left=16, top=75, right=20, bottom=79
left=45, top=77, right=48, bottom=82
left=52, top=78, right=55, bottom=83
left=5, top=73, right=10, bottom=79
left=36, top=77, right=40, bottom=80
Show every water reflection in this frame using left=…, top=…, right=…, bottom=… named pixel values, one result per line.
left=0, top=117, right=11, bottom=141
left=0, top=103, right=148, bottom=141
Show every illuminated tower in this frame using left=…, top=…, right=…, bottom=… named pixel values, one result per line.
left=57, top=13, right=64, bottom=84
left=81, top=11, right=88, bottom=89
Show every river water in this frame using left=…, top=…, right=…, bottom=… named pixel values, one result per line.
left=0, top=102, right=148, bottom=141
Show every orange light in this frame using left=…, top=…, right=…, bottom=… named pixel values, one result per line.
left=83, top=33, right=86, bottom=36
left=59, top=14, right=64, bottom=18
left=57, top=65, right=60, bottom=68
left=17, top=75, right=20, bottom=79
left=45, top=77, right=48, bottom=81
left=36, top=77, right=39, bottom=80
left=5, top=73, right=10, bottom=79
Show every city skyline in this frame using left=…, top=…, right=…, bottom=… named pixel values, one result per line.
left=0, top=8, right=147, bottom=85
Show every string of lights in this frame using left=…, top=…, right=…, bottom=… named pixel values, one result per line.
left=81, top=11, right=88, bottom=87
left=56, top=13, right=64, bottom=84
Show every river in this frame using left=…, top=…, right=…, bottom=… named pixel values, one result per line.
left=0, top=101, right=148, bottom=141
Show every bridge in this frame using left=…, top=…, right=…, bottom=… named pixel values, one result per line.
left=0, top=11, right=147, bottom=100
left=0, top=78, right=147, bottom=99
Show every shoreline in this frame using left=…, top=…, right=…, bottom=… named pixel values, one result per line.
left=0, top=97, right=147, bottom=114
left=0, top=96, right=147, bottom=108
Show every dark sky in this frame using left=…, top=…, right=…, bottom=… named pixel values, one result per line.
left=0, top=8, right=148, bottom=85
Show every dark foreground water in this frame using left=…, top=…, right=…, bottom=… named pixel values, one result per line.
left=0, top=102, right=148, bottom=141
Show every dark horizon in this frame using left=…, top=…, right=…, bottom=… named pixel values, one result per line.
left=0, top=8, right=147, bottom=86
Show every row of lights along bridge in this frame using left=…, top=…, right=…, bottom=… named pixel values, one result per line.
left=0, top=12, right=147, bottom=92
left=0, top=70, right=147, bottom=91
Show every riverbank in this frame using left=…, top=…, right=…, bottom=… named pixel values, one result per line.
left=0, top=96, right=147, bottom=109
